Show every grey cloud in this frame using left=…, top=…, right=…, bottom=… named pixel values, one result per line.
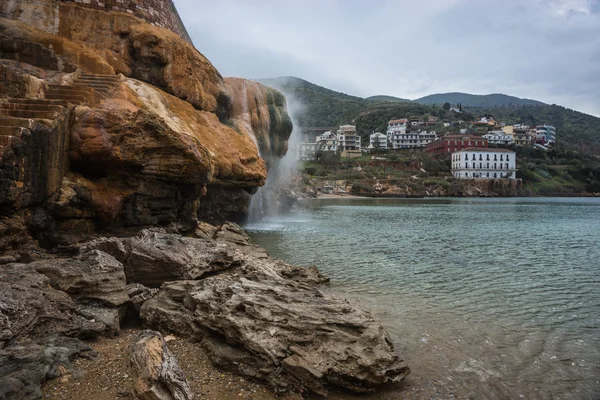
left=175, top=0, right=600, bottom=116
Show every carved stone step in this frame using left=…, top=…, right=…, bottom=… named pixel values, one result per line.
left=0, top=116, right=53, bottom=127
left=0, top=126, right=26, bottom=137
left=0, top=109, right=59, bottom=119
left=7, top=99, right=71, bottom=107
left=0, top=103, right=65, bottom=112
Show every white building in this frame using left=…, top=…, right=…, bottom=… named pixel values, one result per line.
left=315, top=131, right=338, bottom=152
left=389, top=130, right=438, bottom=149
left=483, top=131, right=515, bottom=145
left=386, top=119, right=408, bottom=137
left=368, top=132, right=388, bottom=150
left=451, top=148, right=517, bottom=179
left=296, top=142, right=317, bottom=161
left=338, top=125, right=361, bottom=158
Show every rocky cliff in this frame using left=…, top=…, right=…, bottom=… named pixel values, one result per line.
left=0, top=1, right=293, bottom=250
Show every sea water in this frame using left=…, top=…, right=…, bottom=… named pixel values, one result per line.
left=246, top=197, right=600, bottom=399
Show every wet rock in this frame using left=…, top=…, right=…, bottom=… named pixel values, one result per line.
left=31, top=250, right=129, bottom=308
left=127, top=284, right=160, bottom=313
left=128, top=330, right=193, bottom=400
left=141, top=259, right=409, bottom=396
left=0, top=336, right=97, bottom=400
left=0, top=263, right=105, bottom=342
left=82, top=229, right=245, bottom=288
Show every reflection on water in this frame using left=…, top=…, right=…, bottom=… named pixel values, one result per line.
left=246, top=197, right=600, bottom=400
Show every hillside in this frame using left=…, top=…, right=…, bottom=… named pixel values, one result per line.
left=256, top=77, right=435, bottom=134
left=366, top=95, right=411, bottom=102
left=258, top=76, right=600, bottom=153
left=414, top=92, right=545, bottom=107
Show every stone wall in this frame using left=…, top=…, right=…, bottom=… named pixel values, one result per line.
left=0, top=0, right=192, bottom=44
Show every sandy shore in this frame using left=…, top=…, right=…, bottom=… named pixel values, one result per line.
left=41, top=327, right=457, bottom=400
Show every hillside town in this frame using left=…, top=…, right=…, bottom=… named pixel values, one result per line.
left=296, top=114, right=557, bottom=180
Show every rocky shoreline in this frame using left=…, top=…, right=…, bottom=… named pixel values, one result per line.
left=0, top=222, right=410, bottom=399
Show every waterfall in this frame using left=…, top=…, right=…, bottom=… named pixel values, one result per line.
left=247, top=91, right=302, bottom=223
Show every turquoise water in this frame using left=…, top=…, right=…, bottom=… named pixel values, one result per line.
left=246, top=198, right=600, bottom=399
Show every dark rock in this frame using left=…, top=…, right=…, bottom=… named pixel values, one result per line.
left=82, top=229, right=245, bottom=287
left=0, top=336, right=96, bottom=400
left=32, top=250, right=129, bottom=307
left=128, top=330, right=193, bottom=400
left=127, top=283, right=160, bottom=313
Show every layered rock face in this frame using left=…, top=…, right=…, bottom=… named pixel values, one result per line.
left=0, top=1, right=293, bottom=250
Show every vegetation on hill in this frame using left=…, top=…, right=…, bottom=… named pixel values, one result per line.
left=414, top=92, right=545, bottom=107
left=257, top=76, right=600, bottom=153
left=365, top=95, right=411, bottom=102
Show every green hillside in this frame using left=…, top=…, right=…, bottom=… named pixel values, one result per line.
left=365, top=95, right=411, bottom=102
left=257, top=76, right=600, bottom=153
left=414, top=92, right=545, bottom=107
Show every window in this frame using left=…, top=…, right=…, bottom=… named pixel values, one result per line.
left=472, top=163, right=476, bottom=169
left=480, top=163, right=482, bottom=168
left=500, top=155, right=504, bottom=161
left=487, top=173, right=490, bottom=177
left=494, top=163, right=497, bottom=169
left=506, top=163, right=509, bottom=169
left=465, top=163, right=468, bottom=168
left=486, top=154, right=490, bottom=161
left=479, top=154, right=483, bottom=160
left=465, top=154, right=469, bottom=161
left=487, top=163, right=489, bottom=168
left=494, top=155, right=497, bottom=161
left=494, top=173, right=497, bottom=178
left=506, top=155, right=510, bottom=161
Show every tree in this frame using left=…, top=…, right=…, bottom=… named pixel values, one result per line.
left=443, top=102, right=451, bottom=111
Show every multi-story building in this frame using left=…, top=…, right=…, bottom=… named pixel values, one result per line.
left=483, top=131, right=514, bottom=145
left=368, top=132, right=388, bottom=150
left=337, top=125, right=362, bottom=158
left=389, top=130, right=438, bottom=149
left=315, top=131, right=338, bottom=152
left=512, top=125, right=535, bottom=146
left=296, top=142, right=317, bottom=161
left=535, top=125, right=556, bottom=145
left=451, top=148, right=517, bottom=179
left=427, top=116, right=440, bottom=125
left=387, top=119, right=408, bottom=136
left=425, top=135, right=488, bottom=159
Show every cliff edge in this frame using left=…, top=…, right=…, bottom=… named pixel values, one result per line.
left=0, top=1, right=292, bottom=250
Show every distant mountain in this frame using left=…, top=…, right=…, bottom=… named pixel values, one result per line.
left=255, top=77, right=430, bottom=132
left=414, top=92, right=545, bottom=107
left=366, top=95, right=411, bottom=102
left=257, top=76, right=599, bottom=152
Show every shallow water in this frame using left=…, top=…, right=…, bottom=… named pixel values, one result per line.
left=246, top=197, right=600, bottom=400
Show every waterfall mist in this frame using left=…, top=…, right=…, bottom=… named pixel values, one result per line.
left=247, top=88, right=304, bottom=223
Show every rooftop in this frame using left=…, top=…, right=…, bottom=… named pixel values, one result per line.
left=442, top=135, right=483, bottom=140
left=388, top=119, right=407, bottom=124
left=457, top=147, right=515, bottom=153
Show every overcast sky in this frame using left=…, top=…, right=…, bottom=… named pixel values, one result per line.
left=175, top=0, right=600, bottom=116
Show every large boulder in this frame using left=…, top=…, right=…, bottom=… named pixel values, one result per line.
left=118, top=229, right=409, bottom=396
left=0, top=250, right=128, bottom=342
left=82, top=229, right=245, bottom=288
left=0, top=336, right=97, bottom=400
